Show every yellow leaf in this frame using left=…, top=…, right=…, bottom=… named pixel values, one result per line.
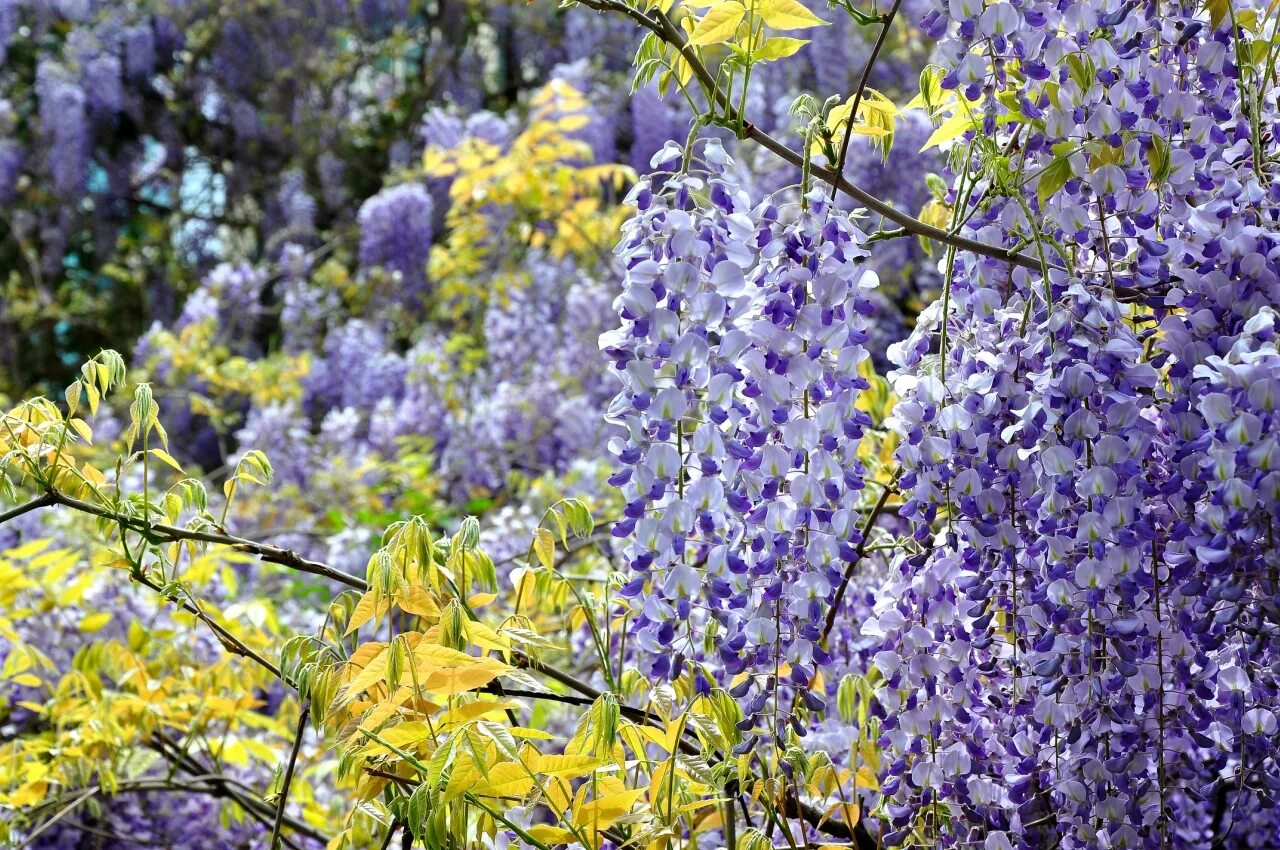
left=10, top=779, right=48, bottom=807
left=10, top=673, right=41, bottom=688
left=853, top=763, right=880, bottom=791
left=526, top=825, right=578, bottom=845
left=421, top=664, right=506, bottom=695
left=409, top=644, right=510, bottom=695
left=556, top=114, right=590, bottom=132
left=649, top=760, right=669, bottom=809
left=464, top=619, right=511, bottom=651
left=342, top=645, right=390, bottom=697
left=922, top=100, right=982, bottom=150
left=410, top=642, right=502, bottom=669
left=678, top=798, right=725, bottom=815
left=755, top=35, right=808, bottom=60
left=524, top=752, right=604, bottom=779
left=443, top=760, right=482, bottom=802
left=5, top=539, right=52, bottom=560
left=355, top=773, right=388, bottom=802
left=544, top=776, right=574, bottom=817
left=572, top=787, right=647, bottom=833
left=689, top=1, right=746, bottom=45
left=467, top=592, right=497, bottom=608
left=472, top=762, right=536, bottom=798
left=345, top=591, right=387, bottom=636
left=360, top=720, right=434, bottom=756
left=150, top=448, right=184, bottom=473
left=79, top=612, right=113, bottom=633
left=533, top=527, right=555, bottom=570
left=399, top=586, right=441, bottom=619
left=511, top=567, right=538, bottom=611
left=68, top=418, right=93, bottom=443
left=437, top=700, right=516, bottom=727
left=508, top=726, right=558, bottom=740
left=755, top=0, right=826, bottom=30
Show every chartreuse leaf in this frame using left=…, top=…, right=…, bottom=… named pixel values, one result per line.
left=534, top=527, right=555, bottom=569
left=345, top=591, right=388, bottom=636
left=523, top=752, right=604, bottom=779
left=755, top=0, right=827, bottom=30
left=471, top=762, right=536, bottom=798
left=150, top=448, right=184, bottom=473
left=1037, top=155, right=1073, bottom=206
left=755, top=36, right=809, bottom=60
left=79, top=612, right=113, bottom=633
left=526, top=825, right=579, bottom=845
left=357, top=721, right=434, bottom=757
left=572, top=782, right=647, bottom=833
left=689, top=1, right=745, bottom=45
left=1204, top=0, right=1230, bottom=26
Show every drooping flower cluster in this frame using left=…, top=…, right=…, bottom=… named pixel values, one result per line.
left=357, top=182, right=436, bottom=302
left=861, top=0, right=1280, bottom=844
left=604, top=146, right=880, bottom=724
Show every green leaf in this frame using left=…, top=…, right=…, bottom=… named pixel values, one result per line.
left=689, top=2, right=746, bottom=45
left=1148, top=135, right=1171, bottom=184
left=564, top=499, right=594, bottom=538
left=1037, top=155, right=1073, bottom=207
left=905, top=64, right=946, bottom=113
left=407, top=784, right=432, bottom=841
left=1204, top=0, right=1229, bottom=27
left=836, top=675, right=858, bottom=725
left=925, top=172, right=949, bottom=201
left=150, top=448, right=184, bottom=474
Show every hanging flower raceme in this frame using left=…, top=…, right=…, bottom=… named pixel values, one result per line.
left=863, top=0, right=1280, bottom=843
left=602, top=144, right=880, bottom=733
left=872, top=279, right=1180, bottom=848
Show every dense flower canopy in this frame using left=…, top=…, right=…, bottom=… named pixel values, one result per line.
left=0, top=0, right=1278, bottom=848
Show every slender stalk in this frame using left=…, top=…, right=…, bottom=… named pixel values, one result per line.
left=133, top=570, right=285, bottom=680
left=151, top=734, right=327, bottom=845
left=821, top=471, right=901, bottom=644
left=38, top=488, right=366, bottom=590
left=831, top=0, right=904, bottom=186
left=271, top=700, right=312, bottom=850
left=16, top=786, right=98, bottom=849
left=6, top=488, right=872, bottom=846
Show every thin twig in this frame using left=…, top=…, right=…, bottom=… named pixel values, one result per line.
left=0, top=492, right=54, bottom=526
left=133, top=570, right=285, bottom=680
left=151, top=734, right=327, bottom=845
left=48, top=488, right=367, bottom=590
left=822, top=472, right=901, bottom=644
left=832, top=0, right=905, bottom=188
left=271, top=700, right=311, bottom=850
left=16, top=785, right=98, bottom=849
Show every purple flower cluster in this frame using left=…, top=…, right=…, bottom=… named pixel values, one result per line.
left=856, top=0, right=1280, bottom=844
left=357, top=182, right=435, bottom=301
left=629, top=83, right=689, bottom=175
left=35, top=60, right=90, bottom=201
left=603, top=146, right=880, bottom=725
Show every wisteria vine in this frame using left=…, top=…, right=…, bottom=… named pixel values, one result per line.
left=593, top=0, right=1280, bottom=846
